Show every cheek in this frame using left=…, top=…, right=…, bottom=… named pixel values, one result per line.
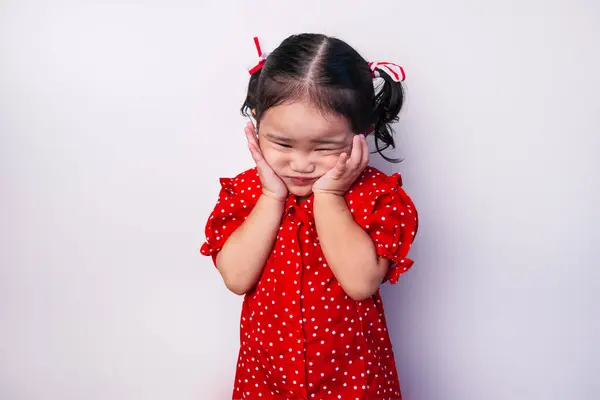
left=260, top=147, right=286, bottom=169
left=315, top=153, right=342, bottom=172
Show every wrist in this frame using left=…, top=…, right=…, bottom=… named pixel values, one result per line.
left=259, top=192, right=287, bottom=211
left=261, top=189, right=287, bottom=203
left=313, top=190, right=345, bottom=200
left=313, top=191, right=349, bottom=213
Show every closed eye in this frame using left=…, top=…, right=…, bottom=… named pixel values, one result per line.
left=276, top=142, right=292, bottom=148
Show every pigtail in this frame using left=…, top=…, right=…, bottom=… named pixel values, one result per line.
left=371, top=71, right=405, bottom=163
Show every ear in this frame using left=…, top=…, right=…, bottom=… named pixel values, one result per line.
left=361, top=127, right=375, bottom=136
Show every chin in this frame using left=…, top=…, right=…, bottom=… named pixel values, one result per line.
left=287, top=185, right=314, bottom=198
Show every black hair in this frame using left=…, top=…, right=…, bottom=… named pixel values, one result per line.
left=241, top=33, right=405, bottom=162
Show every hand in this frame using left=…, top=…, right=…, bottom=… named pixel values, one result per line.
left=245, top=121, right=288, bottom=201
left=312, top=134, right=369, bottom=197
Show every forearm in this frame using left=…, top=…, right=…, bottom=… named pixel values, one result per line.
left=313, top=193, right=387, bottom=300
left=216, top=194, right=284, bottom=295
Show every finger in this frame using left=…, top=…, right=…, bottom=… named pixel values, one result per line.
left=245, top=122, right=258, bottom=143
left=245, top=121, right=256, bottom=135
left=245, top=128, right=255, bottom=147
left=244, top=122, right=253, bottom=140
left=246, top=127, right=264, bottom=161
left=245, top=127, right=260, bottom=150
left=360, top=135, right=369, bottom=169
left=248, top=141, right=264, bottom=164
left=248, top=140, right=274, bottom=177
left=347, top=135, right=363, bottom=170
left=330, top=153, right=349, bottom=178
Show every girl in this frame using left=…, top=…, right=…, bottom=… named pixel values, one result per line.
left=201, top=33, right=418, bottom=400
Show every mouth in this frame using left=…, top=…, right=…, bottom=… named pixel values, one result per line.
left=288, top=176, right=317, bottom=186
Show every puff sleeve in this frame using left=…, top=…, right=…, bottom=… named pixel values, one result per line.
left=200, top=170, right=260, bottom=266
left=349, top=169, right=419, bottom=284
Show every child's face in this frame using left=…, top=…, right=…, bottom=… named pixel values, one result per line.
left=258, top=101, right=355, bottom=198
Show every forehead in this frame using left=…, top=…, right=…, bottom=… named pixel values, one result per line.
left=260, top=101, right=352, bottom=140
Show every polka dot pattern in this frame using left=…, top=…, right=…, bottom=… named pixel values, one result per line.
left=201, top=167, right=418, bottom=399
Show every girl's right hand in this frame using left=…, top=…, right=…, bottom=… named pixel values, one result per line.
left=245, top=121, right=288, bottom=202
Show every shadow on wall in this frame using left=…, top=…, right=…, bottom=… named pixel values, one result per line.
left=369, top=140, right=433, bottom=400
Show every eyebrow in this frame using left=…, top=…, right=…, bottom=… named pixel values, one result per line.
left=264, top=132, right=347, bottom=146
left=311, top=138, right=347, bottom=145
left=264, top=133, right=293, bottom=142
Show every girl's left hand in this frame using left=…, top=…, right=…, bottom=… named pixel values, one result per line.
left=313, top=134, right=369, bottom=196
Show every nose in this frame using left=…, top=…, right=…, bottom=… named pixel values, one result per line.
left=290, top=153, right=315, bottom=174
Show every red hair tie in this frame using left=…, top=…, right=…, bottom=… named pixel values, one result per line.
left=368, top=61, right=406, bottom=82
left=248, top=37, right=268, bottom=75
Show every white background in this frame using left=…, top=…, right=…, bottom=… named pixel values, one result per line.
left=1, top=1, right=599, bottom=399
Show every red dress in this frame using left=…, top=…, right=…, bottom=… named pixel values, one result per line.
left=201, top=166, right=418, bottom=400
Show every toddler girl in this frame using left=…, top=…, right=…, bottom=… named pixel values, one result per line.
left=201, top=33, right=418, bottom=400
